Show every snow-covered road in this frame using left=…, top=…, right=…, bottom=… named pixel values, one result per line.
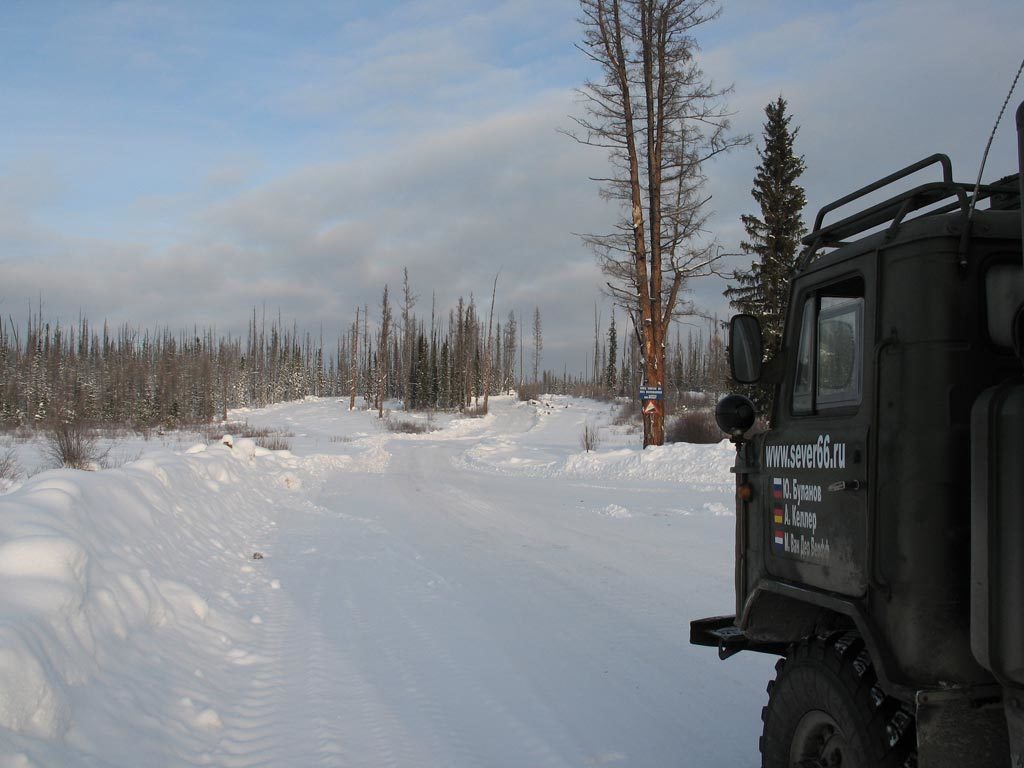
left=0, top=396, right=773, bottom=767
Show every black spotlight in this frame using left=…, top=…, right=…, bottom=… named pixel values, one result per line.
left=715, top=394, right=755, bottom=440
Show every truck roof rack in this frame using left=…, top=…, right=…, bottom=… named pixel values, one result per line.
left=798, top=153, right=1019, bottom=270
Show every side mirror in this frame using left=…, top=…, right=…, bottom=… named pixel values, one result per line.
left=730, top=315, right=763, bottom=384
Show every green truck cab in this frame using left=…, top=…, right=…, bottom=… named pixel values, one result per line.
left=692, top=104, right=1024, bottom=767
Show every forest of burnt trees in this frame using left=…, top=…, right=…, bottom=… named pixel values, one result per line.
left=0, top=282, right=728, bottom=432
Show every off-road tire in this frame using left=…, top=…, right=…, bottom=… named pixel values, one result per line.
left=760, top=632, right=917, bottom=768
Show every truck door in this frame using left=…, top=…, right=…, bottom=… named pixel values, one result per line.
left=763, top=272, right=871, bottom=597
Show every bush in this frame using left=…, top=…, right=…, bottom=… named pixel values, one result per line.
left=203, top=421, right=244, bottom=442
left=45, top=421, right=106, bottom=470
left=256, top=435, right=291, bottom=451
left=384, top=417, right=434, bottom=434
left=517, top=384, right=542, bottom=402
left=462, top=404, right=487, bottom=418
left=0, top=447, right=21, bottom=482
left=613, top=398, right=641, bottom=427
left=204, top=421, right=293, bottom=449
left=580, top=423, right=601, bottom=452
left=675, top=391, right=714, bottom=410
left=100, top=448, right=143, bottom=470
left=666, top=409, right=722, bottom=444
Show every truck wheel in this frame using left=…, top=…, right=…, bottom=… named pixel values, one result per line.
left=760, top=632, right=916, bottom=768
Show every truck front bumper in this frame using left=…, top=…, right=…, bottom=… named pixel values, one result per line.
left=690, top=615, right=786, bottom=659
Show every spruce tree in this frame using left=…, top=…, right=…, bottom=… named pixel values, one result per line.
left=725, top=96, right=807, bottom=363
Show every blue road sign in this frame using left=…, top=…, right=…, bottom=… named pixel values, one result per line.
left=639, top=386, right=664, bottom=400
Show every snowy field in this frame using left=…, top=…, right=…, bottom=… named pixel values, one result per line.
left=0, top=395, right=774, bottom=767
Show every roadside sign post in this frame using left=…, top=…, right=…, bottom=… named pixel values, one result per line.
left=639, top=385, right=664, bottom=419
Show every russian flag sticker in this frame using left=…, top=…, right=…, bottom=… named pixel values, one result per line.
left=772, top=478, right=783, bottom=499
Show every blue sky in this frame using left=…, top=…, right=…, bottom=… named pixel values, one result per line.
left=2, top=0, right=1023, bottom=372
left=3, top=2, right=582, bottom=237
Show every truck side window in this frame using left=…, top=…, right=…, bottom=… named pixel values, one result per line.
left=817, top=297, right=864, bottom=408
left=792, top=299, right=815, bottom=413
left=792, top=287, right=865, bottom=414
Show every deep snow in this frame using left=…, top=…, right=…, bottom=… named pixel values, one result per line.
left=0, top=396, right=773, bottom=767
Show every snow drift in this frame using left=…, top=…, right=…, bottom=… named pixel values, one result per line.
left=0, top=440, right=296, bottom=763
left=0, top=396, right=768, bottom=767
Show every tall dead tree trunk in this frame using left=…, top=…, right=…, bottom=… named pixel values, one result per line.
left=348, top=306, right=359, bottom=411
left=482, top=272, right=499, bottom=414
left=400, top=268, right=416, bottom=411
left=568, top=0, right=746, bottom=446
left=376, top=286, right=391, bottom=419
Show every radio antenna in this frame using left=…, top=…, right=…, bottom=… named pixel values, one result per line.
left=969, top=57, right=1024, bottom=222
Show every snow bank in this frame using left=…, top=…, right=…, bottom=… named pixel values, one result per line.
left=462, top=437, right=735, bottom=491
left=456, top=396, right=736, bottom=494
left=0, top=442, right=297, bottom=757
left=564, top=440, right=737, bottom=490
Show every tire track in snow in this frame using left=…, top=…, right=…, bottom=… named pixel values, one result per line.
left=213, top=508, right=435, bottom=768
left=385, top=439, right=690, bottom=768
left=321, top=442, right=577, bottom=768
left=387, top=584, right=570, bottom=768
left=301, top=579, right=419, bottom=768
left=212, top=571, right=292, bottom=768
left=213, top=415, right=653, bottom=767
left=301, top=583, right=348, bottom=766
left=339, top=580, right=456, bottom=768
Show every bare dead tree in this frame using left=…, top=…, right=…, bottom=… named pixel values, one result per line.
left=519, top=311, right=524, bottom=391
left=532, top=307, right=542, bottom=385
left=567, top=0, right=747, bottom=446
left=348, top=306, right=359, bottom=411
left=482, top=272, right=499, bottom=414
left=376, top=285, right=391, bottom=419
left=400, top=268, right=417, bottom=411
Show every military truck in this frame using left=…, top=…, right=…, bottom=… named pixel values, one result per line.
left=691, top=102, right=1024, bottom=767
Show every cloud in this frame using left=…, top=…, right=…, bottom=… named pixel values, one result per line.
left=2, top=90, right=612, bottom=363
left=695, top=0, right=1024, bottom=318
left=704, top=0, right=1024, bottom=209
left=3, top=0, right=1022, bottom=372
left=192, top=89, right=610, bottom=328
left=274, top=0, right=581, bottom=133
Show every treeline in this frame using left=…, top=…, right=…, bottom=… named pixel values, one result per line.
left=0, top=285, right=729, bottom=430
left=0, top=290, right=528, bottom=428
